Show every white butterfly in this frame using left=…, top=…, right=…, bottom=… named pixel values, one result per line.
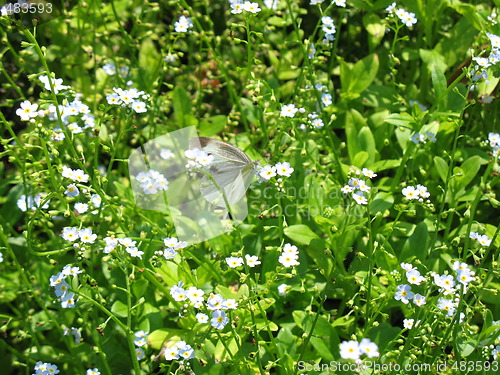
left=189, top=137, right=259, bottom=209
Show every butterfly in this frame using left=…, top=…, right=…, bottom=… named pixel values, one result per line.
left=189, top=137, right=259, bottom=209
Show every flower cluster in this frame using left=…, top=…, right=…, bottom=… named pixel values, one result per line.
left=339, top=338, right=379, bottom=360
left=184, top=148, right=214, bottom=170
left=39, top=74, right=70, bottom=94
left=155, top=236, right=189, bottom=260
left=386, top=3, right=418, bottom=27
left=106, top=87, right=148, bottom=113
left=395, top=262, right=475, bottom=318
left=321, top=16, right=336, bottom=43
left=278, top=243, right=300, bottom=267
left=62, top=165, right=90, bottom=183
left=341, top=168, right=377, bottom=205
left=469, top=231, right=492, bottom=247
left=174, top=15, right=193, bottom=33
left=491, top=345, right=500, bottom=360
left=135, top=169, right=169, bottom=195
left=64, top=184, right=102, bottom=215
left=410, top=131, right=436, bottom=144
left=63, top=326, right=82, bottom=344
left=170, top=281, right=238, bottom=331
left=62, top=227, right=97, bottom=244
left=305, top=112, right=324, bottom=129
left=229, top=0, right=261, bottom=14
left=62, top=166, right=104, bottom=215
left=488, top=132, right=500, bottom=159
left=49, top=265, right=82, bottom=309
left=17, top=193, right=50, bottom=211
left=102, top=236, right=144, bottom=258
left=42, top=93, right=96, bottom=139
left=225, top=254, right=261, bottom=268
left=134, top=330, right=148, bottom=360
left=102, top=62, right=130, bottom=79
left=164, top=340, right=196, bottom=361
left=470, top=33, right=500, bottom=85
left=258, top=162, right=294, bottom=181
left=401, top=184, right=430, bottom=202
left=304, top=83, right=333, bottom=110
left=32, top=361, right=60, bottom=375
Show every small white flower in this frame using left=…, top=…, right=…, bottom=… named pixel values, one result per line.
left=359, top=338, right=379, bottom=358
left=259, top=165, right=277, bottom=180
left=243, top=1, right=261, bottom=13
left=211, top=310, right=229, bottom=330
left=275, top=162, right=294, bottom=177
left=403, top=318, right=415, bottom=329
left=394, top=284, right=413, bottom=304
left=79, top=228, right=97, bottom=244
left=226, top=256, right=244, bottom=268
left=74, top=203, right=89, bottom=214
left=402, top=186, right=419, bottom=200
left=245, top=254, right=261, bottom=267
left=413, top=293, right=426, bottom=306
left=339, top=340, right=360, bottom=360
left=62, top=227, right=80, bottom=242
left=406, top=269, right=425, bottom=285
left=196, top=313, right=209, bottom=323
left=278, top=283, right=289, bottom=296
left=16, top=100, right=39, bottom=121
left=352, top=191, right=368, bottom=205
left=174, top=15, right=193, bottom=33
left=280, top=104, right=299, bottom=118
left=65, top=184, right=80, bottom=197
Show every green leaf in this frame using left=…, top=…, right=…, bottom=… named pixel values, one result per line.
left=384, top=113, right=414, bottom=128
left=199, top=115, right=227, bottom=137
left=419, top=49, right=447, bottom=78
left=370, top=159, right=400, bottom=172
left=352, top=151, right=369, bottom=168
left=172, top=86, right=192, bottom=127
left=345, top=109, right=368, bottom=162
left=358, top=126, right=378, bottom=166
left=131, top=279, right=149, bottom=299
left=433, top=156, right=449, bottom=183
left=363, top=13, right=385, bottom=48
left=370, top=192, right=394, bottom=214
left=284, top=225, right=319, bottom=245
left=138, top=38, right=160, bottom=85
left=400, top=221, right=429, bottom=261
left=310, top=336, right=335, bottom=361
left=240, top=97, right=260, bottom=124
left=455, top=337, right=476, bottom=357
left=276, top=327, right=297, bottom=358
left=307, top=239, right=334, bottom=277
left=268, top=16, right=287, bottom=27
left=430, top=63, right=447, bottom=109
left=148, top=328, right=184, bottom=350
left=110, top=300, right=128, bottom=318
left=452, top=155, right=482, bottom=193
left=340, top=54, right=379, bottom=99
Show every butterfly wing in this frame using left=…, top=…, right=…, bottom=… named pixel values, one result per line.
left=190, top=137, right=257, bottom=208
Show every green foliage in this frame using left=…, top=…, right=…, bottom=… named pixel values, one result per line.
left=0, top=0, right=499, bottom=374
